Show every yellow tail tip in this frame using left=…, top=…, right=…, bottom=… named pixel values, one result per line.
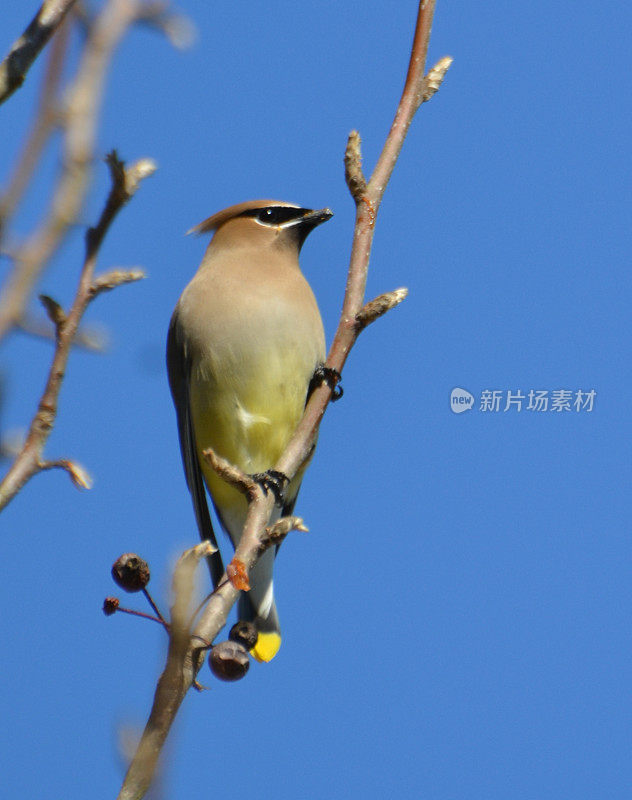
left=251, top=631, right=281, bottom=663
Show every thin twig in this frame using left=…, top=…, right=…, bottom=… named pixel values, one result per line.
left=89, top=268, right=146, bottom=299
left=118, top=3, right=449, bottom=798
left=201, top=445, right=258, bottom=499
left=15, top=312, right=107, bottom=352
left=0, top=15, right=70, bottom=245
left=0, top=0, right=78, bottom=106
left=113, top=605, right=170, bottom=628
left=0, top=152, right=154, bottom=512
left=142, top=588, right=168, bottom=628
left=38, top=456, right=92, bottom=489
left=277, top=0, right=449, bottom=483
left=132, top=2, right=197, bottom=50
left=0, top=0, right=146, bottom=345
left=118, top=542, right=214, bottom=798
left=261, top=516, right=308, bottom=549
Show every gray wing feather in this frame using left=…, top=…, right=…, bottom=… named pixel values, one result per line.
left=166, top=311, right=224, bottom=587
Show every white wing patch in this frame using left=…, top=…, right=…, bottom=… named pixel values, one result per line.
left=235, top=402, right=272, bottom=431
left=256, top=580, right=275, bottom=619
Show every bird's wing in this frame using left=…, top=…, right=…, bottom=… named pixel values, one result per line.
left=166, top=310, right=224, bottom=587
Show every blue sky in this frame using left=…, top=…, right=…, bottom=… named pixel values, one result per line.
left=1, top=2, right=630, bottom=798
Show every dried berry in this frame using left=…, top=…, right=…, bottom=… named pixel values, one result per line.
left=209, top=641, right=250, bottom=682
left=103, top=597, right=119, bottom=615
left=229, top=620, right=258, bottom=650
left=111, top=553, right=150, bottom=592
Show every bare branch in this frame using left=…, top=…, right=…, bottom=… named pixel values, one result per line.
left=38, top=457, right=93, bottom=489
left=119, top=3, right=448, bottom=797
left=262, top=516, right=308, bottom=549
left=201, top=445, right=257, bottom=498
left=133, top=2, right=197, bottom=50
left=0, top=0, right=152, bottom=344
left=370, top=0, right=438, bottom=195
left=171, top=542, right=217, bottom=634
left=87, top=152, right=157, bottom=256
left=0, top=17, right=70, bottom=244
left=89, top=268, right=146, bottom=299
left=0, top=154, right=154, bottom=512
left=15, top=312, right=107, bottom=352
left=0, top=0, right=78, bottom=106
left=278, top=0, right=448, bottom=480
left=118, top=541, right=216, bottom=800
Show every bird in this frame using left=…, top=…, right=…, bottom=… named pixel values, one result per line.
left=167, top=199, right=332, bottom=662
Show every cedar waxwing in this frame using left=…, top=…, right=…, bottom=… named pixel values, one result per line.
left=167, top=200, right=332, bottom=662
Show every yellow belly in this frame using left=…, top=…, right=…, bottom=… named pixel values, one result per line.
left=189, top=348, right=309, bottom=527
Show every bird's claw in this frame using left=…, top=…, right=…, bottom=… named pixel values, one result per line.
left=251, top=469, right=289, bottom=506
left=310, top=364, right=343, bottom=401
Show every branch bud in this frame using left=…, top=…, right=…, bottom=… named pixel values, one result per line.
left=262, top=516, right=308, bottom=550
left=64, top=459, right=93, bottom=490
left=355, top=288, right=409, bottom=332
left=344, top=130, right=367, bottom=203
left=421, top=55, right=453, bottom=103
left=39, top=294, right=66, bottom=333
left=89, top=268, right=145, bottom=299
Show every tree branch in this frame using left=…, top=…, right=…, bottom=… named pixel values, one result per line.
left=117, top=2, right=451, bottom=798
left=118, top=542, right=217, bottom=800
left=0, top=14, right=70, bottom=246
left=202, top=445, right=258, bottom=499
left=279, top=0, right=450, bottom=481
left=0, top=0, right=78, bottom=107
left=0, top=152, right=154, bottom=512
left=15, top=311, right=108, bottom=352
left=0, top=0, right=151, bottom=345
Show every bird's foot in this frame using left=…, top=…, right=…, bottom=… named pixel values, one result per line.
left=309, top=364, right=343, bottom=401
left=251, top=469, right=289, bottom=506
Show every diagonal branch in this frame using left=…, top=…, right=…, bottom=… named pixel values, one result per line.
left=0, top=0, right=78, bottom=107
left=0, top=0, right=152, bottom=345
left=117, top=2, right=450, bottom=798
left=0, top=14, right=71, bottom=246
left=15, top=311, right=108, bottom=352
left=0, top=152, right=154, bottom=512
left=278, top=0, right=450, bottom=485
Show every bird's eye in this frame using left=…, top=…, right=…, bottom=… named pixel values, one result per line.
left=256, top=207, right=304, bottom=225
left=239, top=206, right=307, bottom=226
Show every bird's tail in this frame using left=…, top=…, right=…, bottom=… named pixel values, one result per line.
left=238, top=593, right=281, bottom=662
left=237, top=546, right=281, bottom=662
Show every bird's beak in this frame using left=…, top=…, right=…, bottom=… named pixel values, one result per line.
left=284, top=207, right=333, bottom=250
left=301, top=208, right=334, bottom=227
